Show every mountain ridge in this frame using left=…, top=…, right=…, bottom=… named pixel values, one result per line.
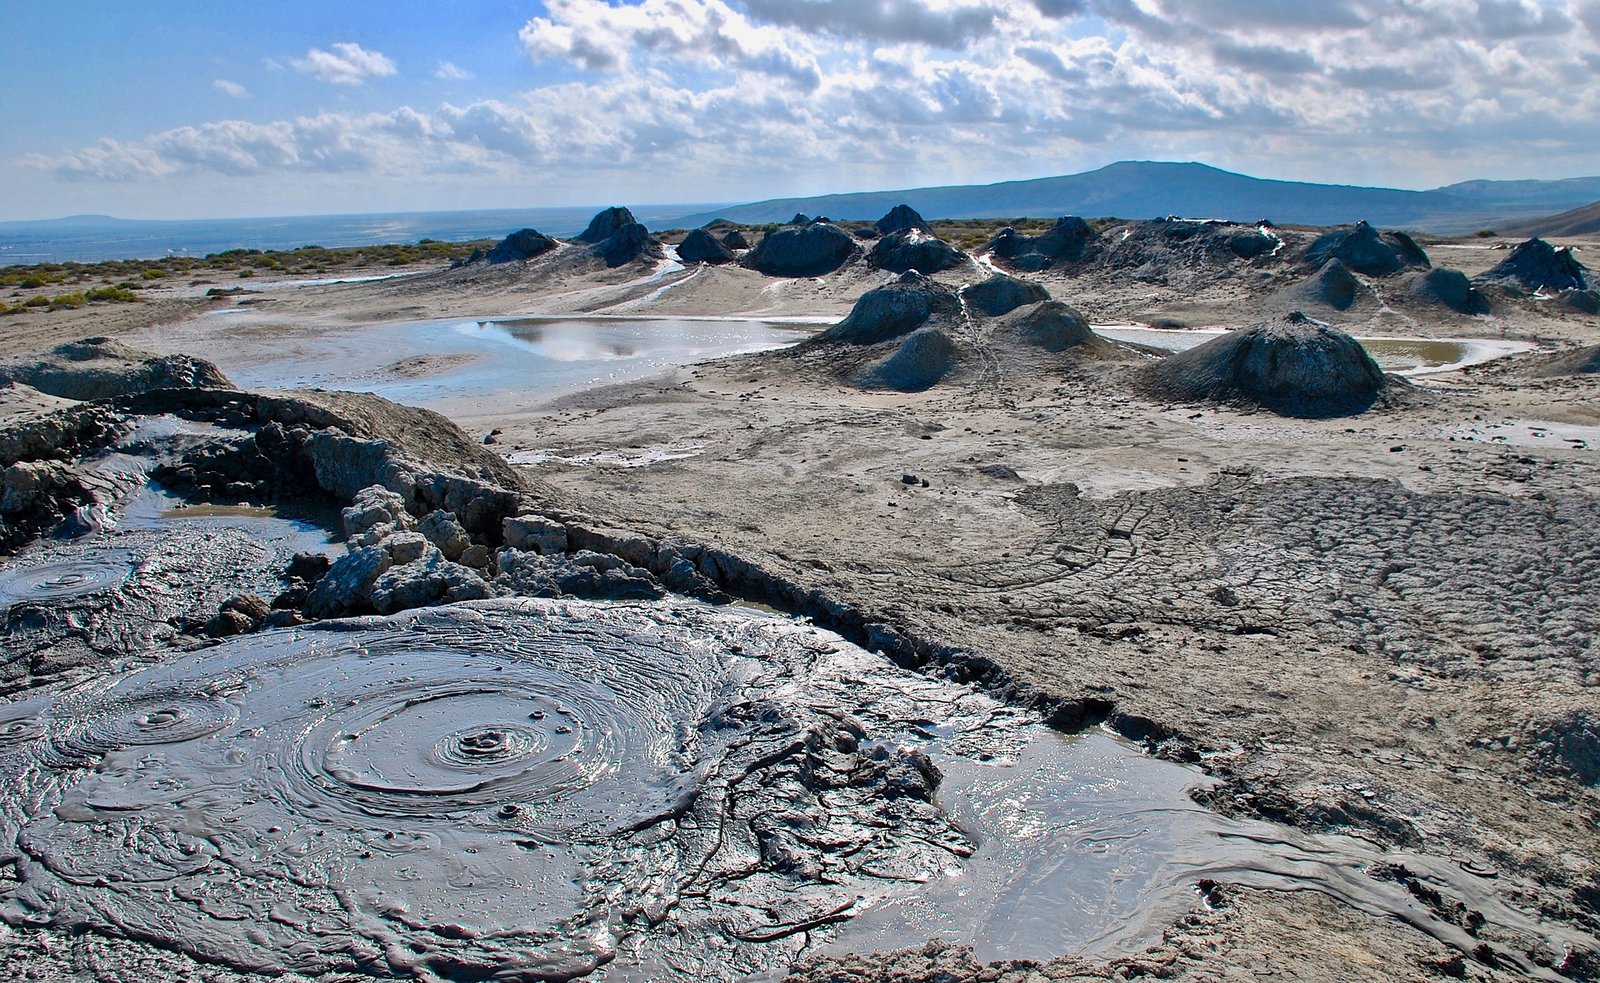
left=1500, top=199, right=1600, bottom=238
left=669, top=161, right=1600, bottom=235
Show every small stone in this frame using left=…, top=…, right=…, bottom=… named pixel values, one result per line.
left=418, top=509, right=471, bottom=561
left=504, top=514, right=567, bottom=555
left=384, top=531, right=431, bottom=564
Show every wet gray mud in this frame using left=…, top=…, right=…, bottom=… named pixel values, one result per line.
left=0, top=414, right=337, bottom=695
left=0, top=598, right=1587, bottom=981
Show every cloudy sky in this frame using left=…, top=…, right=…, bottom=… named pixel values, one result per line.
left=3, top=0, right=1597, bottom=220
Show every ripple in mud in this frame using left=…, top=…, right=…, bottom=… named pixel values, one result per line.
left=0, top=554, right=135, bottom=609
left=0, top=600, right=977, bottom=980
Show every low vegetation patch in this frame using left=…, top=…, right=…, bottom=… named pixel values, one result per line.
left=1, top=238, right=491, bottom=309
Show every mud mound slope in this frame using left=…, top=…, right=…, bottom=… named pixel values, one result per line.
left=0, top=337, right=235, bottom=401
left=1302, top=221, right=1430, bottom=276
left=1073, top=219, right=1286, bottom=283
left=485, top=228, right=558, bottom=264
left=677, top=228, right=735, bottom=264
left=1562, top=289, right=1600, bottom=315
left=1274, top=258, right=1366, bottom=312
left=1400, top=267, right=1491, bottom=315
left=858, top=327, right=961, bottom=391
left=255, top=389, right=524, bottom=490
left=721, top=229, right=750, bottom=250
left=1524, top=344, right=1600, bottom=378
left=741, top=221, right=860, bottom=278
left=592, top=223, right=663, bottom=268
left=876, top=203, right=932, bottom=236
left=575, top=206, right=639, bottom=245
left=980, top=216, right=1100, bottom=272
left=1475, top=238, right=1589, bottom=293
left=960, top=273, right=1050, bottom=317
left=816, top=272, right=962, bottom=346
left=993, top=301, right=1120, bottom=356
left=1141, top=312, right=1388, bottom=418
left=869, top=227, right=967, bottom=275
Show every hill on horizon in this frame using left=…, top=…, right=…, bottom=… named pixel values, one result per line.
left=1501, top=199, right=1600, bottom=238
left=669, top=161, right=1600, bottom=235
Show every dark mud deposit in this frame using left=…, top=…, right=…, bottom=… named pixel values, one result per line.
left=2, top=595, right=1584, bottom=980
left=0, top=599, right=1121, bottom=979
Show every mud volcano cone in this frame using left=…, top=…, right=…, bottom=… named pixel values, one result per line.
left=1279, top=258, right=1363, bottom=311
left=1475, top=238, right=1589, bottom=293
left=860, top=327, right=959, bottom=391
left=1143, top=312, right=1386, bottom=418
left=819, top=271, right=961, bottom=345
left=676, top=228, right=734, bottom=264
left=575, top=206, right=638, bottom=244
left=1303, top=221, right=1429, bottom=277
left=740, top=221, right=859, bottom=277
left=486, top=228, right=557, bottom=264
left=960, top=273, right=1050, bottom=317
left=994, top=301, right=1113, bottom=354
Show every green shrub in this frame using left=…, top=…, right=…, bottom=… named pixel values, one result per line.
left=141, top=268, right=167, bottom=279
left=85, top=286, right=138, bottom=303
left=23, top=295, right=49, bottom=307
left=50, top=292, right=87, bottom=308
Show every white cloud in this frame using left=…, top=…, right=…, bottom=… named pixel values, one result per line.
left=521, top=0, right=821, bottom=86
left=436, top=61, right=475, bottom=81
left=20, top=0, right=1600, bottom=200
left=291, top=42, right=398, bottom=85
left=212, top=79, right=249, bottom=98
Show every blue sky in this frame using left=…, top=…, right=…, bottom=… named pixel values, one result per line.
left=3, top=0, right=1597, bottom=220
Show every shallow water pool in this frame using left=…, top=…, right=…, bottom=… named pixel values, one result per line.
left=1095, top=326, right=1536, bottom=375
left=215, top=315, right=814, bottom=417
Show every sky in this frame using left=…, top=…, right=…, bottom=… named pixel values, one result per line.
left=2, top=0, right=1598, bottom=221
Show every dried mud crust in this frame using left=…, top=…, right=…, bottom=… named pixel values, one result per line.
left=512, top=354, right=1600, bottom=980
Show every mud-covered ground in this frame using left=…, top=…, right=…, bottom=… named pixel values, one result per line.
left=2, top=223, right=1599, bottom=981
left=468, top=337, right=1598, bottom=980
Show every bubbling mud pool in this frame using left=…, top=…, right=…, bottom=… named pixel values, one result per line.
left=0, top=553, right=135, bottom=610
left=0, top=599, right=1585, bottom=981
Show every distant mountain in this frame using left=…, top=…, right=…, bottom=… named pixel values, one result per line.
left=1433, top=177, right=1600, bottom=211
left=669, top=161, right=1600, bottom=235
left=1499, top=200, right=1600, bottom=238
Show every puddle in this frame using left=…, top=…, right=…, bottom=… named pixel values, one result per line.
left=1438, top=419, right=1600, bottom=450
left=1096, top=327, right=1536, bottom=376
left=119, top=483, right=341, bottom=558
left=209, top=316, right=814, bottom=418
